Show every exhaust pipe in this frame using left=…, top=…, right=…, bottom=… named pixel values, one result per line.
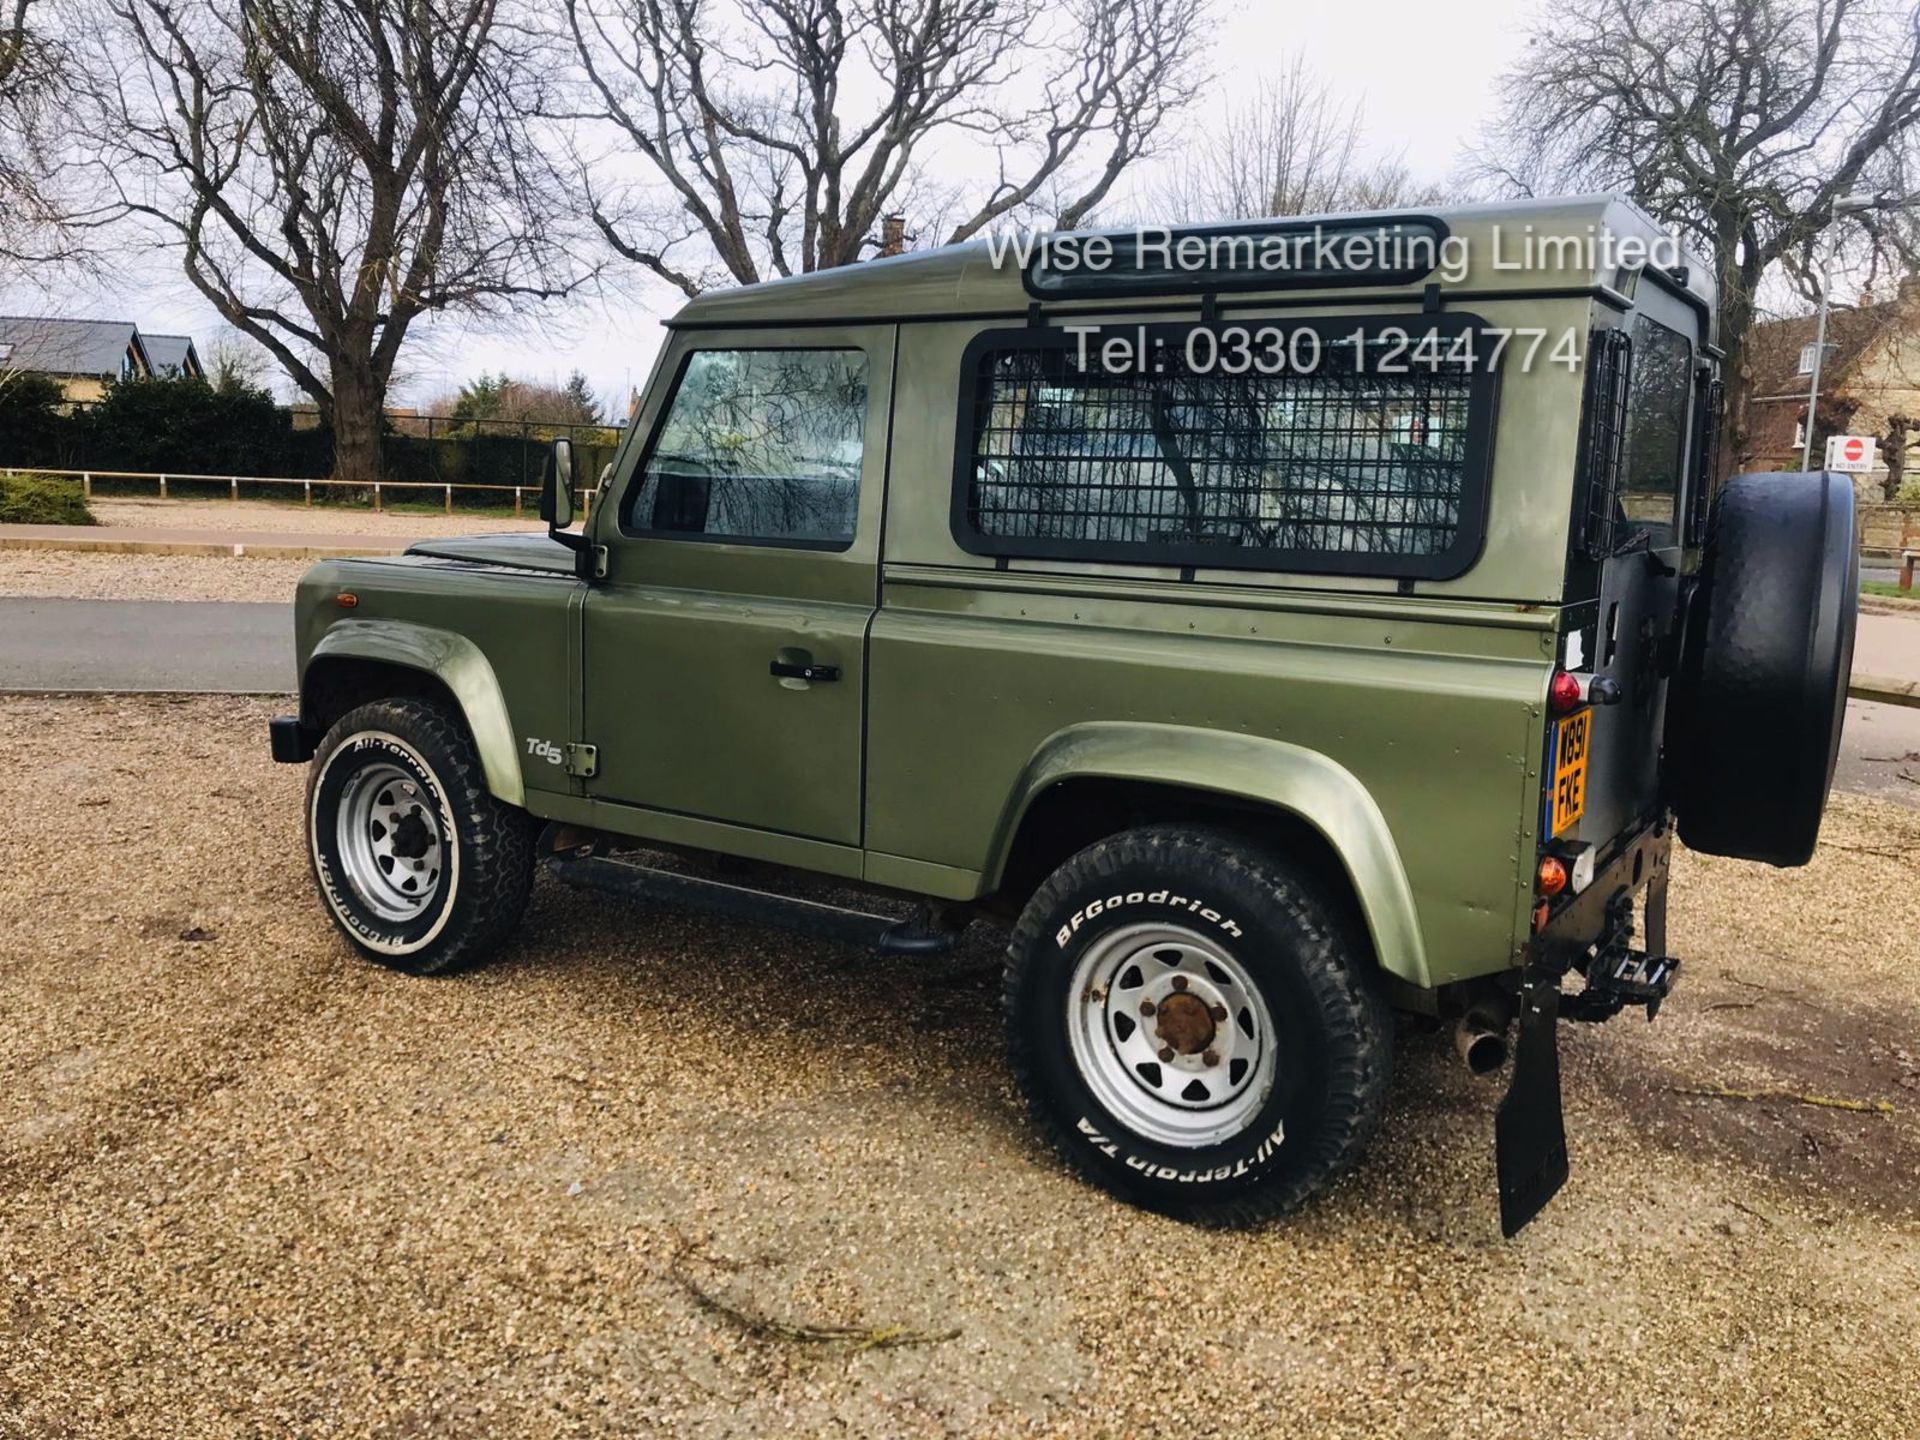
left=1454, top=1013, right=1510, bottom=1076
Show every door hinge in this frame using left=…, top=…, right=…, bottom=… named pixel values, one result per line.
left=563, top=742, right=599, bottom=778
left=572, top=544, right=609, bottom=582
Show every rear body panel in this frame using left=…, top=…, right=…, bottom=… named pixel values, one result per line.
left=866, top=578, right=1553, bottom=988
left=859, top=291, right=1599, bottom=988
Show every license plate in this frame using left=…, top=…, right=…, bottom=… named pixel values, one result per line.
left=1550, top=708, right=1592, bottom=836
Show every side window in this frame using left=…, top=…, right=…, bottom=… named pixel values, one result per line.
left=1619, top=313, right=1691, bottom=547
left=625, top=348, right=869, bottom=548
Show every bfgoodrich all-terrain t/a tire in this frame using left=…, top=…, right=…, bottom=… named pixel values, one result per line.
left=307, top=698, right=535, bottom=976
left=1004, top=825, right=1392, bottom=1225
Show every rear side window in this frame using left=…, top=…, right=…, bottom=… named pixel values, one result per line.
left=625, top=348, right=869, bottom=548
left=1618, top=313, right=1691, bottom=548
left=951, top=317, right=1498, bottom=579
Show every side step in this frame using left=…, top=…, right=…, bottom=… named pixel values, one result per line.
left=543, top=850, right=966, bottom=957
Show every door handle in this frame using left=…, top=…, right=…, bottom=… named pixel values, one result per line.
left=769, top=658, right=841, bottom=683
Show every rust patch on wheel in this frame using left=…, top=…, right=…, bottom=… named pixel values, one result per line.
left=1154, top=991, right=1216, bottom=1056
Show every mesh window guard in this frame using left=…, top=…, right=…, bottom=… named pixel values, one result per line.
left=1576, top=327, right=1633, bottom=560
left=952, top=318, right=1499, bottom=579
left=1687, top=375, right=1724, bottom=547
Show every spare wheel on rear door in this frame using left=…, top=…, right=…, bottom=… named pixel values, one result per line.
left=1665, top=470, right=1858, bottom=866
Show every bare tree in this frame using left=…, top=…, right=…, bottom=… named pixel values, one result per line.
left=561, top=0, right=1208, bottom=297
left=1477, top=0, right=1920, bottom=473
left=80, top=0, right=592, bottom=481
left=203, top=325, right=276, bottom=396
left=1158, top=56, right=1441, bottom=223
left=0, top=0, right=83, bottom=276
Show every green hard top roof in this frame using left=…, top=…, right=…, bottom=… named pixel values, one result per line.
left=669, top=194, right=1715, bottom=338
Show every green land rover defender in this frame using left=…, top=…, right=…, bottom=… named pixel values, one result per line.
left=271, top=197, right=1858, bottom=1235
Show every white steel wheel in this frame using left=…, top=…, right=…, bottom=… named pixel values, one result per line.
left=1006, top=826, right=1393, bottom=1224
left=334, top=760, right=447, bottom=922
left=1067, top=921, right=1279, bottom=1148
left=305, top=697, right=535, bottom=976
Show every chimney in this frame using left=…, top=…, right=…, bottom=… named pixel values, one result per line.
left=879, top=214, right=906, bottom=258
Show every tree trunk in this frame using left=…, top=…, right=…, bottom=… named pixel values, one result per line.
left=1886, top=416, right=1909, bottom=501
left=1718, top=328, right=1747, bottom=479
left=1716, top=277, right=1755, bottom=482
left=330, top=358, right=385, bottom=483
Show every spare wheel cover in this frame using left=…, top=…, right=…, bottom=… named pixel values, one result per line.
left=1668, top=470, right=1858, bottom=866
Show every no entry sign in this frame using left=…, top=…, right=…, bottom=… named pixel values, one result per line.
left=1824, top=434, right=1877, bottom=473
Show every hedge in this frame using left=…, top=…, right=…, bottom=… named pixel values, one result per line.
left=0, top=472, right=96, bottom=525
left=0, top=373, right=618, bottom=493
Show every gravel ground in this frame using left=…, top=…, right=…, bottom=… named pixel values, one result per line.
left=91, top=496, right=548, bottom=538
left=1, top=695, right=1916, bottom=1439
left=0, top=550, right=311, bottom=603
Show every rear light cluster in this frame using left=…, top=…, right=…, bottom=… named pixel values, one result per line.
left=1533, top=837, right=1595, bottom=933
left=1548, top=670, right=1584, bottom=714
left=1536, top=664, right=1614, bottom=931
left=1548, top=669, right=1623, bottom=714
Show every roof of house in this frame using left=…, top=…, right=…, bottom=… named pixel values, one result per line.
left=0, top=316, right=149, bottom=377
left=670, top=194, right=1718, bottom=332
left=142, top=332, right=200, bottom=375
left=1745, top=295, right=1911, bottom=403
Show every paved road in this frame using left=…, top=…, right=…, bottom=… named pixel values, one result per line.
left=1847, top=607, right=1920, bottom=803
left=1839, top=697, right=1920, bottom=805
left=1857, top=604, right=1920, bottom=675
left=0, top=598, right=294, bottom=693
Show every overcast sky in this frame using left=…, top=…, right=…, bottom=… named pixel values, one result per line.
left=5, top=0, right=1537, bottom=417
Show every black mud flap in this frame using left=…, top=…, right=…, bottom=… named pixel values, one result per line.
left=269, top=715, right=317, bottom=764
left=1495, top=980, right=1568, bottom=1237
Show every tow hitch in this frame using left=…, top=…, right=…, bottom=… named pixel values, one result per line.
left=1561, top=881, right=1681, bottom=1021
left=1564, top=940, right=1681, bottom=1022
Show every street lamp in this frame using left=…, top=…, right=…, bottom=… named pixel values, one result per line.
left=1801, top=192, right=1880, bottom=471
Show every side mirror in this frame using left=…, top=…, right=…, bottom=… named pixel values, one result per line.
left=540, top=437, right=576, bottom=530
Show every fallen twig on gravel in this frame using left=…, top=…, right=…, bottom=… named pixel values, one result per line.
left=1726, top=975, right=1802, bottom=997
left=1666, top=1081, right=1896, bottom=1115
left=670, top=1243, right=961, bottom=1352
left=1822, top=842, right=1917, bottom=859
